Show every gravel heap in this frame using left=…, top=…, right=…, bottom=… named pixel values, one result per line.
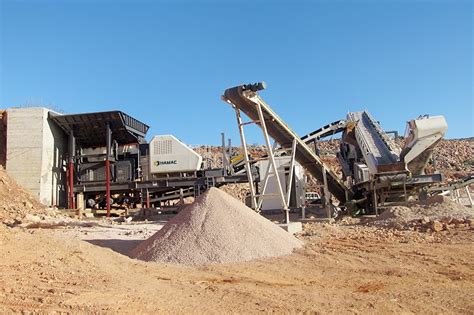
left=377, top=196, right=472, bottom=221
left=371, top=195, right=473, bottom=231
left=0, top=166, right=50, bottom=225
left=218, top=183, right=249, bottom=203
left=131, top=187, right=303, bottom=265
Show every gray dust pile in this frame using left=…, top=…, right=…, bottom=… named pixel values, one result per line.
left=131, top=187, right=302, bottom=265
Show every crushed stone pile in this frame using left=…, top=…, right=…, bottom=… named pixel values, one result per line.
left=431, top=139, right=473, bottom=174
left=371, top=195, right=473, bottom=232
left=218, top=183, right=249, bottom=203
left=0, top=166, right=50, bottom=224
left=131, top=187, right=303, bottom=265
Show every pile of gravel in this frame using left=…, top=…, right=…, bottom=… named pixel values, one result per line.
left=371, top=195, right=473, bottom=231
left=0, top=166, right=50, bottom=225
left=377, top=195, right=473, bottom=222
left=131, top=187, right=302, bottom=265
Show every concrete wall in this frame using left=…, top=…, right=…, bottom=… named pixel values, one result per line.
left=6, top=108, right=67, bottom=207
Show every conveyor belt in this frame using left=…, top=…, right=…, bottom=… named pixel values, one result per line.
left=348, top=111, right=403, bottom=174
left=223, top=83, right=351, bottom=203
left=301, top=119, right=347, bottom=143
left=351, top=112, right=397, bottom=165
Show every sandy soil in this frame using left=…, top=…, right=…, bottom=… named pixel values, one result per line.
left=1, top=220, right=473, bottom=314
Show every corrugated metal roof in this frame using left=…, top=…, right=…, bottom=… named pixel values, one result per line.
left=49, top=111, right=149, bottom=147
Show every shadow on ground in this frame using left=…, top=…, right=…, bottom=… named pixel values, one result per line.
left=87, top=239, right=142, bottom=257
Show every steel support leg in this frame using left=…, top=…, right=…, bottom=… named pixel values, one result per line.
left=68, top=160, right=75, bottom=209
left=373, top=186, right=378, bottom=216
left=256, top=142, right=278, bottom=211
left=322, top=167, right=331, bottom=218
left=105, top=159, right=111, bottom=216
left=105, top=123, right=111, bottom=217
left=68, top=131, right=75, bottom=209
left=221, top=132, right=229, bottom=173
left=235, top=109, right=257, bottom=210
left=255, top=103, right=289, bottom=223
left=146, top=188, right=150, bottom=208
left=465, top=186, right=473, bottom=207
left=285, top=139, right=297, bottom=208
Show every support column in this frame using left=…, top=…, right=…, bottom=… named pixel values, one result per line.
left=77, top=192, right=84, bottom=219
left=322, top=167, right=331, bottom=218
left=68, top=131, right=75, bottom=209
left=455, top=189, right=461, bottom=204
left=256, top=142, right=278, bottom=210
left=373, top=186, right=378, bottom=216
left=465, top=186, right=473, bottom=207
left=285, top=139, right=297, bottom=208
left=255, top=102, right=289, bottom=223
left=105, top=123, right=111, bottom=217
left=221, top=132, right=228, bottom=173
left=235, top=109, right=257, bottom=210
left=146, top=188, right=150, bottom=208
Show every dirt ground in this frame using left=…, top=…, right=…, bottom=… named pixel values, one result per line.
left=1, top=218, right=473, bottom=314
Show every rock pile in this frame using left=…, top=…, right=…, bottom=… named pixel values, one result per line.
left=371, top=196, right=473, bottom=232
left=218, top=183, right=249, bottom=203
left=0, top=166, right=51, bottom=225
left=131, top=187, right=302, bottom=265
left=431, top=139, right=473, bottom=178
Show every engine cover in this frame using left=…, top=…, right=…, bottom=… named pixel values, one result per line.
left=149, top=135, right=202, bottom=174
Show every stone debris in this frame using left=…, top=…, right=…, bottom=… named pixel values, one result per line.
left=218, top=183, right=249, bottom=203
left=369, top=195, right=473, bottom=232
left=431, top=138, right=473, bottom=175
left=131, top=187, right=302, bottom=265
left=430, top=220, right=443, bottom=232
left=0, top=166, right=54, bottom=225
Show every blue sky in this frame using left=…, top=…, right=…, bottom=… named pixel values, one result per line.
left=0, top=0, right=472, bottom=145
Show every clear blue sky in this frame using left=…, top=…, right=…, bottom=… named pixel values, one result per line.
left=1, top=0, right=472, bottom=145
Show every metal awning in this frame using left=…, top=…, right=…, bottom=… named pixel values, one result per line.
left=49, top=111, right=149, bottom=147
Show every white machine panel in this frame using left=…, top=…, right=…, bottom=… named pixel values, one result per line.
left=403, top=115, right=448, bottom=166
left=149, top=135, right=202, bottom=174
left=354, top=162, right=370, bottom=183
left=257, top=156, right=305, bottom=211
left=412, top=115, right=448, bottom=139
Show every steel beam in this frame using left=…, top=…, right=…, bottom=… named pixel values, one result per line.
left=255, top=102, right=289, bottom=223
left=105, top=122, right=111, bottom=217
left=68, top=131, right=75, bottom=209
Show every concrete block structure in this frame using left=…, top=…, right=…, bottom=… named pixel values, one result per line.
left=5, top=107, right=67, bottom=207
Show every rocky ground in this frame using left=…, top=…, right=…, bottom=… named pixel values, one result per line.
left=1, top=216, right=473, bottom=314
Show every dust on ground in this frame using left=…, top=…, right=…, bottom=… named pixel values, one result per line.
left=1, top=209, right=473, bottom=314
